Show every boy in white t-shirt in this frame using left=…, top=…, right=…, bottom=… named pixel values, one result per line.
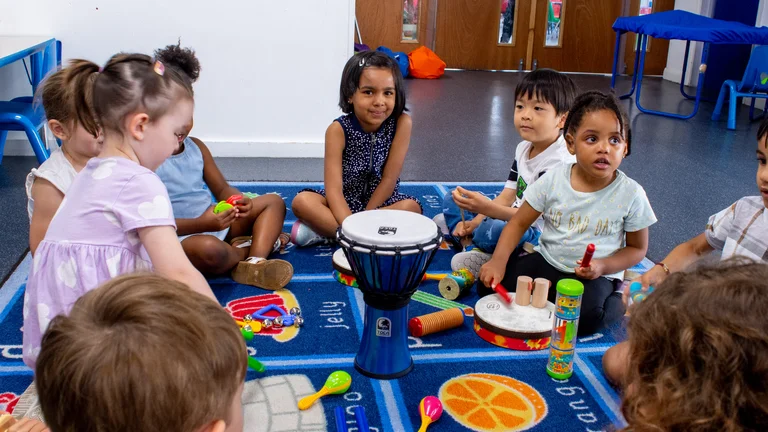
left=434, top=69, right=577, bottom=276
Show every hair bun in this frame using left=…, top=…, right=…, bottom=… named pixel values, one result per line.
left=154, top=42, right=201, bottom=83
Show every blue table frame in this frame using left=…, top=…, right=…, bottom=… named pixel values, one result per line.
left=611, top=32, right=710, bottom=120
left=0, top=38, right=59, bottom=94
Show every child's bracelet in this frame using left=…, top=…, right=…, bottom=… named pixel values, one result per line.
left=655, top=262, right=670, bottom=275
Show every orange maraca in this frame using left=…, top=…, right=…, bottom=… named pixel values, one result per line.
left=417, top=396, right=443, bottom=432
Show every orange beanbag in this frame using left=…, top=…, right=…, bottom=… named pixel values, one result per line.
left=408, top=46, right=446, bottom=79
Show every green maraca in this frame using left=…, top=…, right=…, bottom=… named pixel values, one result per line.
left=297, top=370, right=352, bottom=410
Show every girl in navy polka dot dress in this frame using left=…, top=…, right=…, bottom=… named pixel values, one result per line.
left=291, top=51, right=422, bottom=246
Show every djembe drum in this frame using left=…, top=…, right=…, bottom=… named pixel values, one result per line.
left=337, top=210, right=440, bottom=379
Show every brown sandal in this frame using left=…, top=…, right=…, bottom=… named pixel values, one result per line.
left=232, top=259, right=294, bottom=290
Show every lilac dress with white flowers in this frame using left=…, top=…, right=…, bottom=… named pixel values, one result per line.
left=23, top=157, right=176, bottom=369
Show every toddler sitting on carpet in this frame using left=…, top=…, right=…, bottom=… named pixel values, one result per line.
left=26, top=63, right=103, bottom=255
left=434, top=68, right=577, bottom=277
left=154, top=43, right=293, bottom=290
left=35, top=274, right=246, bottom=432
left=619, top=259, right=768, bottom=432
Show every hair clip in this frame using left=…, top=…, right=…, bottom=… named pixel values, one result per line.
left=359, top=58, right=365, bottom=67
left=153, top=60, right=165, bottom=76
left=98, top=66, right=104, bottom=73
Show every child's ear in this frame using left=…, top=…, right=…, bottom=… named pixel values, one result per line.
left=47, top=120, right=69, bottom=141
left=127, top=113, right=150, bottom=141
left=199, top=419, right=226, bottom=432
left=565, top=133, right=576, bottom=155
left=557, top=112, right=568, bottom=129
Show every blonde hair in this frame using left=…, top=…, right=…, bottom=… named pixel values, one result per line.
left=621, top=259, right=768, bottom=431
left=36, top=274, right=247, bottom=432
left=36, top=64, right=97, bottom=136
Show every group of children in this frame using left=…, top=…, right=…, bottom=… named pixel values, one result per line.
left=7, top=43, right=768, bottom=431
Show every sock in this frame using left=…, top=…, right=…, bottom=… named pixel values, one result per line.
left=245, top=257, right=265, bottom=264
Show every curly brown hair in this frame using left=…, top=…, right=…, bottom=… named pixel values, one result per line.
left=621, top=258, right=768, bottom=431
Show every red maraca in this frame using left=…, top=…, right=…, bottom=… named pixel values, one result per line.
left=226, top=194, right=243, bottom=206
left=581, top=243, right=595, bottom=268
left=417, top=396, right=443, bottom=432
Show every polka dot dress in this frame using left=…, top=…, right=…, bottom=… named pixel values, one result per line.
left=305, top=113, right=420, bottom=213
left=22, top=157, right=175, bottom=369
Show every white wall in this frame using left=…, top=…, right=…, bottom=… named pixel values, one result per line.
left=662, top=0, right=715, bottom=86
left=0, top=0, right=355, bottom=157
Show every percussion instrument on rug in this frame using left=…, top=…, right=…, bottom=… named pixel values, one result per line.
left=409, top=308, right=465, bottom=337
left=547, top=279, right=584, bottom=379
left=337, top=209, right=441, bottom=379
left=332, top=248, right=358, bottom=287
left=437, top=269, right=474, bottom=300
left=333, top=248, right=448, bottom=290
left=473, top=290, right=556, bottom=351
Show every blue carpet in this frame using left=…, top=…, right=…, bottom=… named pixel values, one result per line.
left=0, top=182, right=644, bottom=431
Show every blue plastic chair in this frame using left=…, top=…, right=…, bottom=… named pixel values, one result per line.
left=0, top=40, right=61, bottom=164
left=0, top=99, right=48, bottom=164
left=712, top=45, right=768, bottom=130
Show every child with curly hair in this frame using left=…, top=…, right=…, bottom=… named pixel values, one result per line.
left=620, top=259, right=768, bottom=432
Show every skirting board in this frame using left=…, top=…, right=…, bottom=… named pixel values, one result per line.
left=1, top=139, right=325, bottom=158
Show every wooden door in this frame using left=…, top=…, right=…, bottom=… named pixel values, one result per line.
left=355, top=0, right=429, bottom=53
left=624, top=0, right=673, bottom=75
left=434, top=0, right=531, bottom=70
left=531, top=0, right=623, bottom=73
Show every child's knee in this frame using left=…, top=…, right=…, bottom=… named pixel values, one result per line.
left=261, top=193, right=286, bottom=215
left=291, top=192, right=315, bottom=218
left=602, top=341, right=629, bottom=387
left=189, top=237, right=235, bottom=273
left=402, top=199, right=422, bottom=214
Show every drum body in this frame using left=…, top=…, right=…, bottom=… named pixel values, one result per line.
left=337, top=210, right=440, bottom=379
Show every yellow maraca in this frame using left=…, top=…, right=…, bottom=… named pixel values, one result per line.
left=297, top=370, right=352, bottom=410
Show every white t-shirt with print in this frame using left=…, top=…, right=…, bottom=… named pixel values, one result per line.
left=505, top=135, right=575, bottom=208
left=523, top=163, right=657, bottom=280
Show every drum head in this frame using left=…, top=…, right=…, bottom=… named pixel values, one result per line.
left=332, top=249, right=353, bottom=275
left=474, top=294, right=555, bottom=340
left=339, top=210, right=439, bottom=253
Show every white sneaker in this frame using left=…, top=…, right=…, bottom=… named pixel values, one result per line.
left=432, top=213, right=449, bottom=237
left=451, top=248, right=492, bottom=277
left=290, top=221, right=332, bottom=247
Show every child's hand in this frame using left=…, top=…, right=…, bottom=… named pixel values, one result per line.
left=623, top=266, right=665, bottom=305
left=452, top=187, right=490, bottom=214
left=453, top=220, right=478, bottom=237
left=199, top=205, right=237, bottom=232
left=479, top=257, right=506, bottom=289
left=575, top=258, right=605, bottom=280
left=9, top=418, right=50, bottom=432
left=232, top=195, right=253, bottom=218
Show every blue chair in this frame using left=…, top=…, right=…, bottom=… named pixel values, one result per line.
left=0, top=40, right=61, bottom=164
left=0, top=98, right=48, bottom=164
left=712, top=45, right=768, bottom=130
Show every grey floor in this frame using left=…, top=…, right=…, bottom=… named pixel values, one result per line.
left=0, top=71, right=761, bottom=282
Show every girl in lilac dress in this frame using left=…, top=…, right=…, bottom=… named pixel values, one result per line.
left=23, top=54, right=216, bottom=368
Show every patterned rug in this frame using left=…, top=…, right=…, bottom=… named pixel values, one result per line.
left=0, top=182, right=650, bottom=431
